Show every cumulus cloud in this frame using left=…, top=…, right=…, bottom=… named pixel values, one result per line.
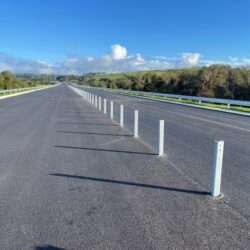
left=1, top=44, right=249, bottom=75
left=111, top=44, right=127, bottom=60
left=1, top=45, right=169, bottom=74
left=181, top=52, right=201, bottom=66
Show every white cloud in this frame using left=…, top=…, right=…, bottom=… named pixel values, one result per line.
left=228, top=56, right=250, bottom=67
left=1, top=45, right=250, bottom=75
left=0, top=52, right=54, bottom=74
left=111, top=44, right=127, bottom=60
left=181, top=52, right=201, bottom=66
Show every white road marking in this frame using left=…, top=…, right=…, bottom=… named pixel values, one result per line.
left=165, top=110, right=250, bottom=133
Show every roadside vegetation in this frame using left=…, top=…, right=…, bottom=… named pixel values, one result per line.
left=0, top=71, right=56, bottom=90
left=63, top=64, right=250, bottom=101
left=0, top=71, right=38, bottom=89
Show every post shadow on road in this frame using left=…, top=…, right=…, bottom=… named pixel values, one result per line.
left=34, top=245, right=66, bottom=250
left=54, top=145, right=156, bottom=156
left=49, top=173, right=209, bottom=196
left=60, top=115, right=105, bottom=118
left=60, top=114, right=103, bottom=118
left=56, top=130, right=132, bottom=137
left=57, top=122, right=118, bottom=126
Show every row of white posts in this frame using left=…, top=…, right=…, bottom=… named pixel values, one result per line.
left=81, top=88, right=224, bottom=197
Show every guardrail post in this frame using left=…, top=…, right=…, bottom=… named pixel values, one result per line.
left=95, top=95, right=98, bottom=108
left=120, top=105, right=124, bottom=127
left=110, top=101, right=113, bottom=119
left=104, top=99, right=107, bottom=114
left=134, top=110, right=138, bottom=137
left=211, top=140, right=224, bottom=196
left=91, top=94, right=94, bottom=105
left=158, top=120, right=164, bottom=156
left=99, top=97, right=101, bottom=110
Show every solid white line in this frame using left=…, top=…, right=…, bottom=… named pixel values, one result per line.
left=165, top=110, right=250, bottom=133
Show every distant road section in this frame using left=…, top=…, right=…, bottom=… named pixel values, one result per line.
left=0, top=84, right=249, bottom=249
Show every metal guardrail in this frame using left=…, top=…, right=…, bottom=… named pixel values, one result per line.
left=99, top=88, right=250, bottom=107
left=0, top=86, right=43, bottom=96
left=68, top=82, right=250, bottom=108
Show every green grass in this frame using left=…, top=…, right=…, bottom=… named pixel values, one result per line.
left=107, top=89, right=250, bottom=113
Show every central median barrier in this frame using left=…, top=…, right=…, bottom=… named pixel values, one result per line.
left=68, top=84, right=225, bottom=197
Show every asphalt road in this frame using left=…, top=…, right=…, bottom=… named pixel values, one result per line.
left=0, top=84, right=249, bottom=249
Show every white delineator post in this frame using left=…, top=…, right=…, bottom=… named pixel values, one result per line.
left=95, top=95, right=98, bottom=108
left=99, top=97, right=101, bottom=110
left=134, top=110, right=139, bottom=137
left=104, top=99, right=107, bottom=114
left=120, top=105, right=124, bottom=127
left=158, top=120, right=164, bottom=156
left=110, top=101, right=113, bottom=120
left=211, top=140, right=224, bottom=196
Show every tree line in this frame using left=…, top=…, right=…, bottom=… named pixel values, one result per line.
left=80, top=65, right=250, bottom=101
left=0, top=71, right=38, bottom=89
left=0, top=71, right=58, bottom=90
left=3, top=64, right=250, bottom=100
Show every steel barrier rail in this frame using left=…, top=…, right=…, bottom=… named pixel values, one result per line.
left=96, top=88, right=250, bottom=107
left=66, top=82, right=250, bottom=108
left=0, top=86, right=42, bottom=96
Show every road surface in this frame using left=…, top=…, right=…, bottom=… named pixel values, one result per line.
left=0, top=84, right=249, bottom=249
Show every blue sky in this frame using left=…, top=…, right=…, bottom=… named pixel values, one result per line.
left=0, top=0, right=250, bottom=74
